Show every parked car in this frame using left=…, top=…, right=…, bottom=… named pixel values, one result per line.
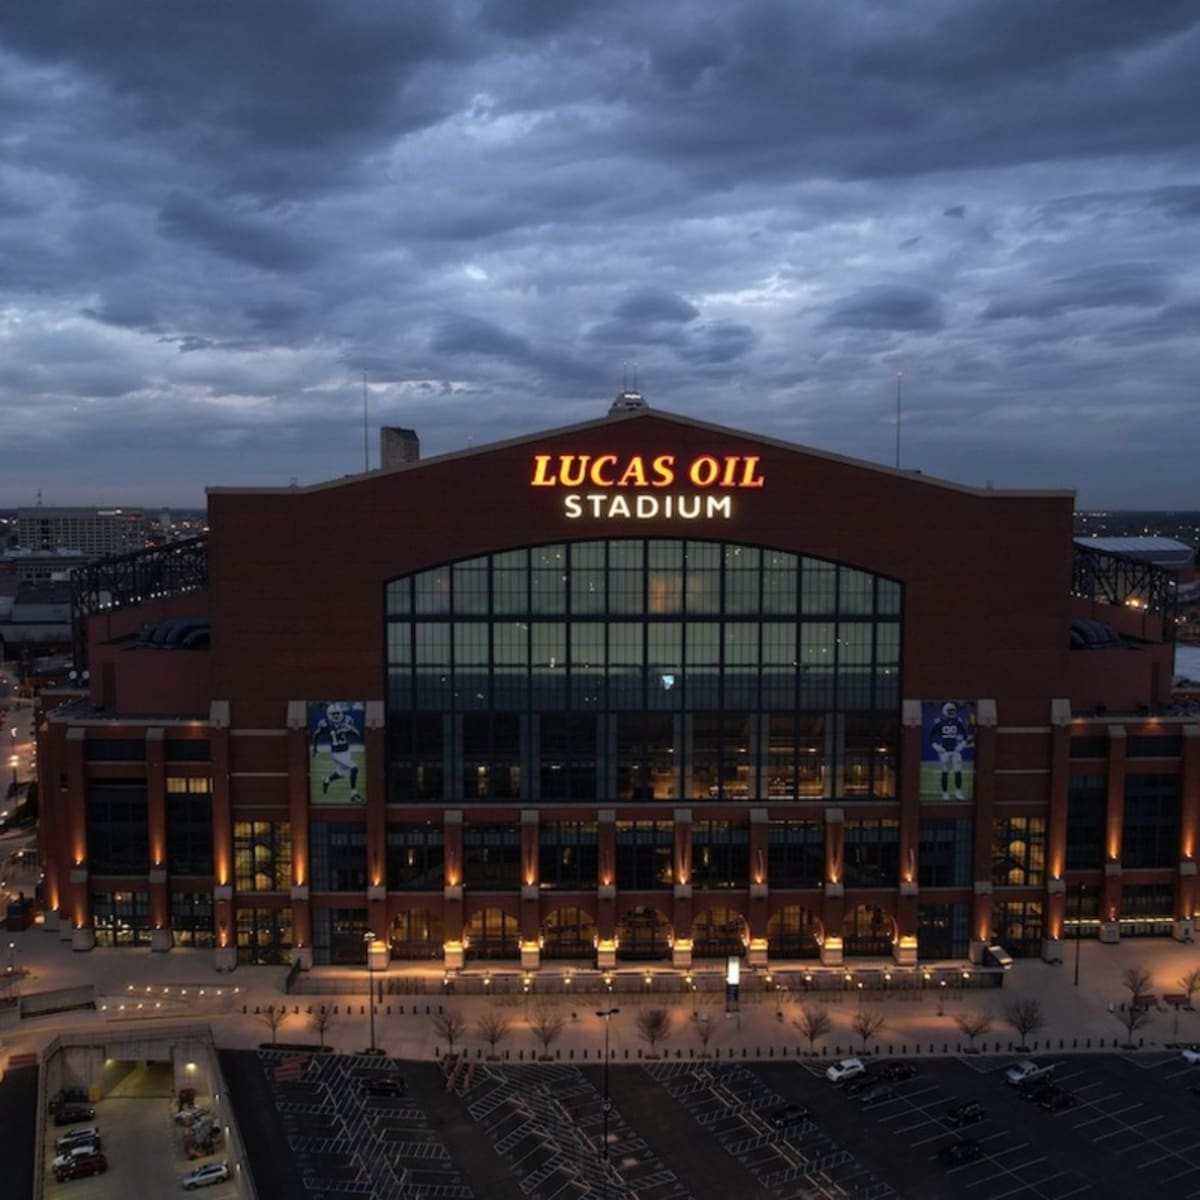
left=55, top=1151, right=107, bottom=1183
left=182, top=1161, right=231, bottom=1190
left=1019, top=1081, right=1058, bottom=1105
left=826, top=1057, right=866, bottom=1084
left=769, top=1103, right=812, bottom=1128
left=1181, top=1045, right=1200, bottom=1064
left=938, top=1139, right=983, bottom=1167
left=1005, top=1059, right=1055, bottom=1087
left=53, top=1143, right=101, bottom=1172
left=857, top=1082, right=895, bottom=1106
left=54, top=1105, right=96, bottom=1127
left=878, top=1062, right=917, bottom=1082
left=55, top=1126, right=101, bottom=1153
left=843, top=1073, right=877, bottom=1098
left=1037, top=1087, right=1078, bottom=1113
left=361, top=1077, right=405, bottom=1097
left=48, top=1087, right=90, bottom=1113
left=945, top=1100, right=986, bottom=1127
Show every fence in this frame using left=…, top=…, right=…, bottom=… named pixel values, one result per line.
left=291, top=964, right=1005, bottom=1000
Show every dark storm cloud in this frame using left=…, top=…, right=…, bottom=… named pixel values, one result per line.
left=687, top=321, right=758, bottom=364
left=1, top=1, right=1200, bottom=506
left=431, top=315, right=533, bottom=362
left=825, top=286, right=945, bottom=333
left=158, top=193, right=316, bottom=272
left=982, top=263, right=1173, bottom=320
left=613, top=289, right=700, bottom=324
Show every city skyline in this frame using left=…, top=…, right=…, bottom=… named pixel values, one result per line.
left=2, top=3, right=1199, bottom=507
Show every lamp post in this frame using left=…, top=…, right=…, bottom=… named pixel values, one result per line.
left=937, top=978, right=947, bottom=1016
left=1073, top=882, right=1086, bottom=988
left=364, top=931, right=377, bottom=1053
left=596, top=1007, right=620, bottom=1163
left=9, top=726, right=16, bottom=791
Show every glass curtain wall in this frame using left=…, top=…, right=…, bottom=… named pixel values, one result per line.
left=385, top=540, right=902, bottom=806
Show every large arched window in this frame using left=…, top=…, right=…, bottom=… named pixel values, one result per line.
left=385, top=540, right=901, bottom=804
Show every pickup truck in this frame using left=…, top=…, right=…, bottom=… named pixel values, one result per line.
left=1005, top=1059, right=1056, bottom=1087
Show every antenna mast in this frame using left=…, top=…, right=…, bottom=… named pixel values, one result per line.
left=362, top=371, right=369, bottom=473
left=895, top=370, right=903, bottom=469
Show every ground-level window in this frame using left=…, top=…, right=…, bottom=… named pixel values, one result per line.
left=990, top=900, right=1043, bottom=957
left=236, top=906, right=292, bottom=965
left=92, top=890, right=151, bottom=946
left=170, top=892, right=214, bottom=948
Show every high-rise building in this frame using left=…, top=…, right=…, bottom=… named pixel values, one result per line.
left=380, top=427, right=420, bottom=471
left=16, top=507, right=144, bottom=558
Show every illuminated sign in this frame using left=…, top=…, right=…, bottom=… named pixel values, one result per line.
left=530, top=453, right=764, bottom=521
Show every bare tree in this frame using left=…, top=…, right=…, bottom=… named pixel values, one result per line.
left=636, top=1007, right=673, bottom=1055
left=851, top=1008, right=887, bottom=1053
left=954, top=1011, right=993, bottom=1052
left=692, top=1015, right=718, bottom=1056
left=1181, top=968, right=1200, bottom=1008
left=1115, top=999, right=1152, bottom=1047
left=530, top=1003, right=567, bottom=1057
left=259, top=1004, right=287, bottom=1044
left=433, top=1008, right=468, bottom=1055
left=1003, top=999, right=1046, bottom=1049
left=309, top=1005, right=337, bottom=1049
left=1122, top=965, right=1153, bottom=1010
left=476, top=1008, right=513, bottom=1057
left=792, top=1006, right=833, bottom=1055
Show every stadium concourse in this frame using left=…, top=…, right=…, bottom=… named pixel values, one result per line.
left=4, top=925, right=1200, bottom=1067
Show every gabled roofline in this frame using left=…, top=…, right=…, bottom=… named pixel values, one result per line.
left=206, top=407, right=1075, bottom=501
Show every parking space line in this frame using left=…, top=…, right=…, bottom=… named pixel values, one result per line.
left=1124, top=1114, right=1167, bottom=1132
left=989, top=1169, right=1068, bottom=1200
left=1074, top=1102, right=1141, bottom=1128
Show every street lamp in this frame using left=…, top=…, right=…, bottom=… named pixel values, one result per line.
left=596, top=1007, right=620, bottom=1163
left=937, top=978, right=947, bottom=1016
left=9, top=726, right=16, bottom=791
left=1073, top=882, right=1086, bottom=988
left=364, top=931, right=377, bottom=1053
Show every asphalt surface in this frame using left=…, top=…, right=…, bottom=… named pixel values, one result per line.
left=0, top=1063, right=37, bottom=1200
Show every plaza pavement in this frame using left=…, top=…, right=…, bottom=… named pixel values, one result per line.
left=5, top=916, right=1200, bottom=1069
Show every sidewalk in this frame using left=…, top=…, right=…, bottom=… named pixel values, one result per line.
left=4, top=922, right=1200, bottom=1068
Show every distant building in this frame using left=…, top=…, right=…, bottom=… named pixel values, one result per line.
left=0, top=548, right=92, bottom=583
left=0, top=578, right=72, bottom=650
left=380, top=427, right=420, bottom=471
left=608, top=388, right=649, bottom=415
left=16, top=507, right=144, bottom=558
left=1074, top=536, right=1195, bottom=580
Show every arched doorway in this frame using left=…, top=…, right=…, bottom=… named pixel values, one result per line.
left=616, top=907, right=672, bottom=961
left=766, top=906, right=822, bottom=958
left=541, top=907, right=596, bottom=959
left=691, top=907, right=748, bottom=959
left=842, top=904, right=895, bottom=956
left=389, top=909, right=443, bottom=960
left=465, top=907, right=519, bottom=960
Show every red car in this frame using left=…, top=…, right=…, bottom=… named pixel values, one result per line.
left=55, top=1151, right=107, bottom=1182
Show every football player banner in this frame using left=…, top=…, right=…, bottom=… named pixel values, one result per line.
left=307, top=701, right=367, bottom=805
left=920, top=701, right=976, bottom=802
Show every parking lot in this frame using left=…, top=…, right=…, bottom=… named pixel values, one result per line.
left=217, top=1049, right=1200, bottom=1200
left=761, top=1050, right=1200, bottom=1200
left=43, top=1094, right=237, bottom=1200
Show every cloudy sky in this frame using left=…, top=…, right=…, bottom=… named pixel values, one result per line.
left=2, top=1, right=1198, bottom=508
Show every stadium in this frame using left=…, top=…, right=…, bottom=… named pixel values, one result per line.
left=33, top=403, right=1193, bottom=976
